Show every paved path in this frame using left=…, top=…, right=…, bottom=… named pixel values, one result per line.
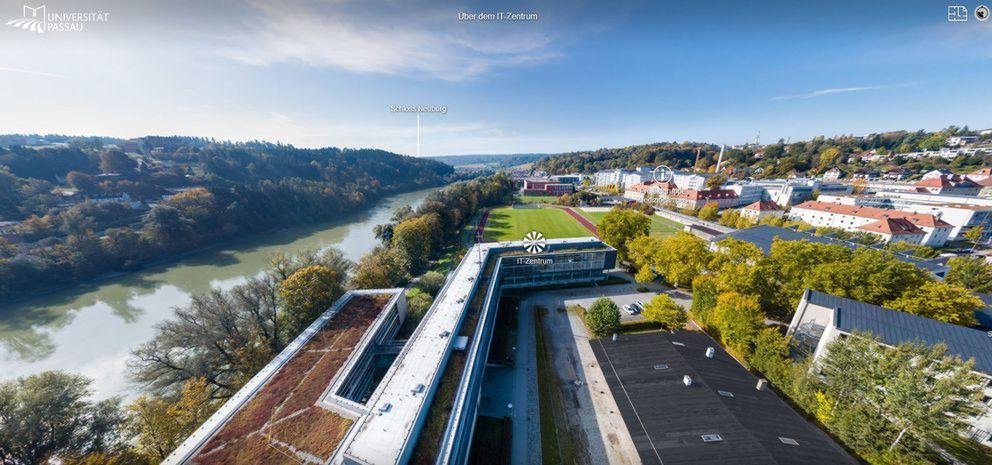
left=509, top=302, right=541, bottom=465
left=475, top=208, right=492, bottom=243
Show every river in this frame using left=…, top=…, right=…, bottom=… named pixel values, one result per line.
left=0, top=187, right=439, bottom=399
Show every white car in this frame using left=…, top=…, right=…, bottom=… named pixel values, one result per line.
left=622, top=304, right=635, bottom=315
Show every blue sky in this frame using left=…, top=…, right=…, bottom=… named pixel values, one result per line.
left=0, top=0, right=989, bottom=155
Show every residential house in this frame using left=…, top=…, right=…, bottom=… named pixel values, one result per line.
left=739, top=200, right=784, bottom=222
left=788, top=290, right=992, bottom=446
left=788, top=201, right=953, bottom=246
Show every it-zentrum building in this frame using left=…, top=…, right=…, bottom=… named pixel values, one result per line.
left=164, top=236, right=616, bottom=465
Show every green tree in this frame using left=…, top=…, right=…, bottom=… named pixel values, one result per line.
left=689, top=275, right=719, bottom=326
left=711, top=292, right=765, bottom=354
left=278, top=265, right=344, bottom=336
left=946, top=256, right=992, bottom=293
left=820, top=333, right=984, bottom=454
left=762, top=238, right=850, bottom=311
left=884, top=281, right=981, bottom=326
left=805, top=248, right=929, bottom=306
left=0, top=371, right=127, bottom=465
left=584, top=297, right=620, bottom=338
left=391, top=214, right=441, bottom=275
left=416, top=270, right=446, bottom=296
left=627, top=235, right=662, bottom=283
left=405, top=287, right=433, bottom=320
left=598, top=208, right=651, bottom=261
left=697, top=202, right=719, bottom=221
left=641, top=294, right=688, bottom=330
left=748, top=327, right=791, bottom=386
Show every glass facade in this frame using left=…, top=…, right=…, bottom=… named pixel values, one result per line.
left=498, top=249, right=614, bottom=288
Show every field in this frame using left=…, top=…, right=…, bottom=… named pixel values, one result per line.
left=482, top=206, right=591, bottom=242
left=579, top=209, right=682, bottom=238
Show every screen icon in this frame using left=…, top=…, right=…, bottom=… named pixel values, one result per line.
left=977, top=5, right=990, bottom=21
left=948, top=5, right=969, bottom=21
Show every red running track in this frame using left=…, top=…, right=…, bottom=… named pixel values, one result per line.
left=474, top=208, right=492, bottom=243
left=558, top=206, right=599, bottom=237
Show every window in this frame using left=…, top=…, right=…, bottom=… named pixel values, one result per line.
left=778, top=437, right=800, bottom=446
left=717, top=390, right=734, bottom=397
left=701, top=434, right=723, bottom=442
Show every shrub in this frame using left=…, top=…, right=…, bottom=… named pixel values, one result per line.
left=584, top=297, right=620, bottom=338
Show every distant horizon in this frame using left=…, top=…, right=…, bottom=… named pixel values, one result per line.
left=3, top=122, right=990, bottom=159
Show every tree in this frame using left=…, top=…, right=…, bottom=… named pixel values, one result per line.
left=705, top=173, right=728, bottom=190
left=99, top=150, right=136, bottom=175
left=748, top=328, right=791, bottom=386
left=641, top=294, right=688, bottom=330
left=405, top=288, right=433, bottom=320
left=350, top=246, right=410, bottom=289
left=653, top=232, right=712, bottom=287
left=598, top=208, right=651, bottom=261
left=416, top=270, right=446, bottom=296
left=884, top=281, right=981, bottom=326
left=963, top=226, right=985, bottom=252
left=805, top=248, right=929, bottom=306
left=127, top=378, right=214, bottom=461
left=711, top=292, right=765, bottom=354
left=66, top=171, right=98, bottom=193
left=762, top=238, right=850, bottom=311
left=584, top=297, right=620, bottom=338
left=697, top=202, right=719, bottom=221
left=709, top=238, right=765, bottom=295
left=946, top=256, right=992, bottom=293
left=391, top=214, right=440, bottom=275
left=278, top=265, right=344, bottom=337
left=819, top=333, right=984, bottom=454
left=690, top=275, right=719, bottom=325
left=0, top=371, right=127, bottom=465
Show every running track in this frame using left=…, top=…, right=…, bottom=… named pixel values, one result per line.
left=557, top=206, right=599, bottom=237
left=474, top=208, right=492, bottom=243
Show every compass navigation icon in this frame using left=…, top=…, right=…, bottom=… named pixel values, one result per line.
left=523, top=230, right=547, bottom=254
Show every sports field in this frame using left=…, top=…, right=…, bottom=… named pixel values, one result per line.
left=579, top=209, right=682, bottom=238
left=482, top=206, right=591, bottom=241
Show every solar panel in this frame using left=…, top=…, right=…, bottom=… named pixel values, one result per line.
left=701, top=434, right=724, bottom=442
left=779, top=437, right=800, bottom=446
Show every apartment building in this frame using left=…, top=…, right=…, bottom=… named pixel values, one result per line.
left=623, top=181, right=739, bottom=209
left=789, top=201, right=952, bottom=246
left=788, top=290, right=992, bottom=446
left=739, top=200, right=783, bottom=222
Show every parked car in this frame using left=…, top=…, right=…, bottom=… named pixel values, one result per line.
left=623, top=304, right=636, bottom=315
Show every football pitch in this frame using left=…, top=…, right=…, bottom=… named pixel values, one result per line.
left=578, top=210, right=682, bottom=238
left=482, top=206, right=592, bottom=242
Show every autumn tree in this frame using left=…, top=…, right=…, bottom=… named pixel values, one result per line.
left=946, top=256, right=992, bottom=293
left=689, top=275, right=719, bottom=326
left=653, top=232, right=712, bottom=287
left=391, top=213, right=441, bottom=275
left=127, top=378, right=215, bottom=461
left=641, top=294, right=688, bottom=330
left=584, top=297, right=620, bottom=338
left=697, top=202, right=719, bottom=221
left=279, top=264, right=344, bottom=336
left=350, top=246, right=410, bottom=289
left=709, top=238, right=765, bottom=294
left=884, top=281, right=981, bottom=326
left=963, top=226, right=985, bottom=252
left=598, top=208, right=651, bottom=262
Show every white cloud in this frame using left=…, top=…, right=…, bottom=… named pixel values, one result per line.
left=770, top=82, right=920, bottom=101
left=0, top=66, right=67, bottom=79
left=215, top=1, right=567, bottom=81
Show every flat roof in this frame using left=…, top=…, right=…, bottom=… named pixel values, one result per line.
left=591, top=331, right=857, bottom=465
left=341, top=237, right=604, bottom=465
left=163, top=290, right=400, bottom=465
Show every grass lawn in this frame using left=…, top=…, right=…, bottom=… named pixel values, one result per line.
left=579, top=209, right=682, bottom=238
left=517, top=195, right=560, bottom=204
left=535, top=307, right=578, bottom=465
left=482, top=206, right=590, bottom=242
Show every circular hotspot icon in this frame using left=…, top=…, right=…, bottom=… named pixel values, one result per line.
left=522, top=230, right=547, bottom=254
left=978, top=5, right=990, bottom=21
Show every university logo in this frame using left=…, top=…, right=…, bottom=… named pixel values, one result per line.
left=522, top=230, right=546, bottom=254
left=6, top=5, right=46, bottom=34
left=5, top=4, right=109, bottom=34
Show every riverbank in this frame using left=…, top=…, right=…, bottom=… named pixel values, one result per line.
left=0, top=187, right=442, bottom=399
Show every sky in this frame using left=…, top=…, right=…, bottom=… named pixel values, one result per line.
left=0, top=0, right=990, bottom=156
